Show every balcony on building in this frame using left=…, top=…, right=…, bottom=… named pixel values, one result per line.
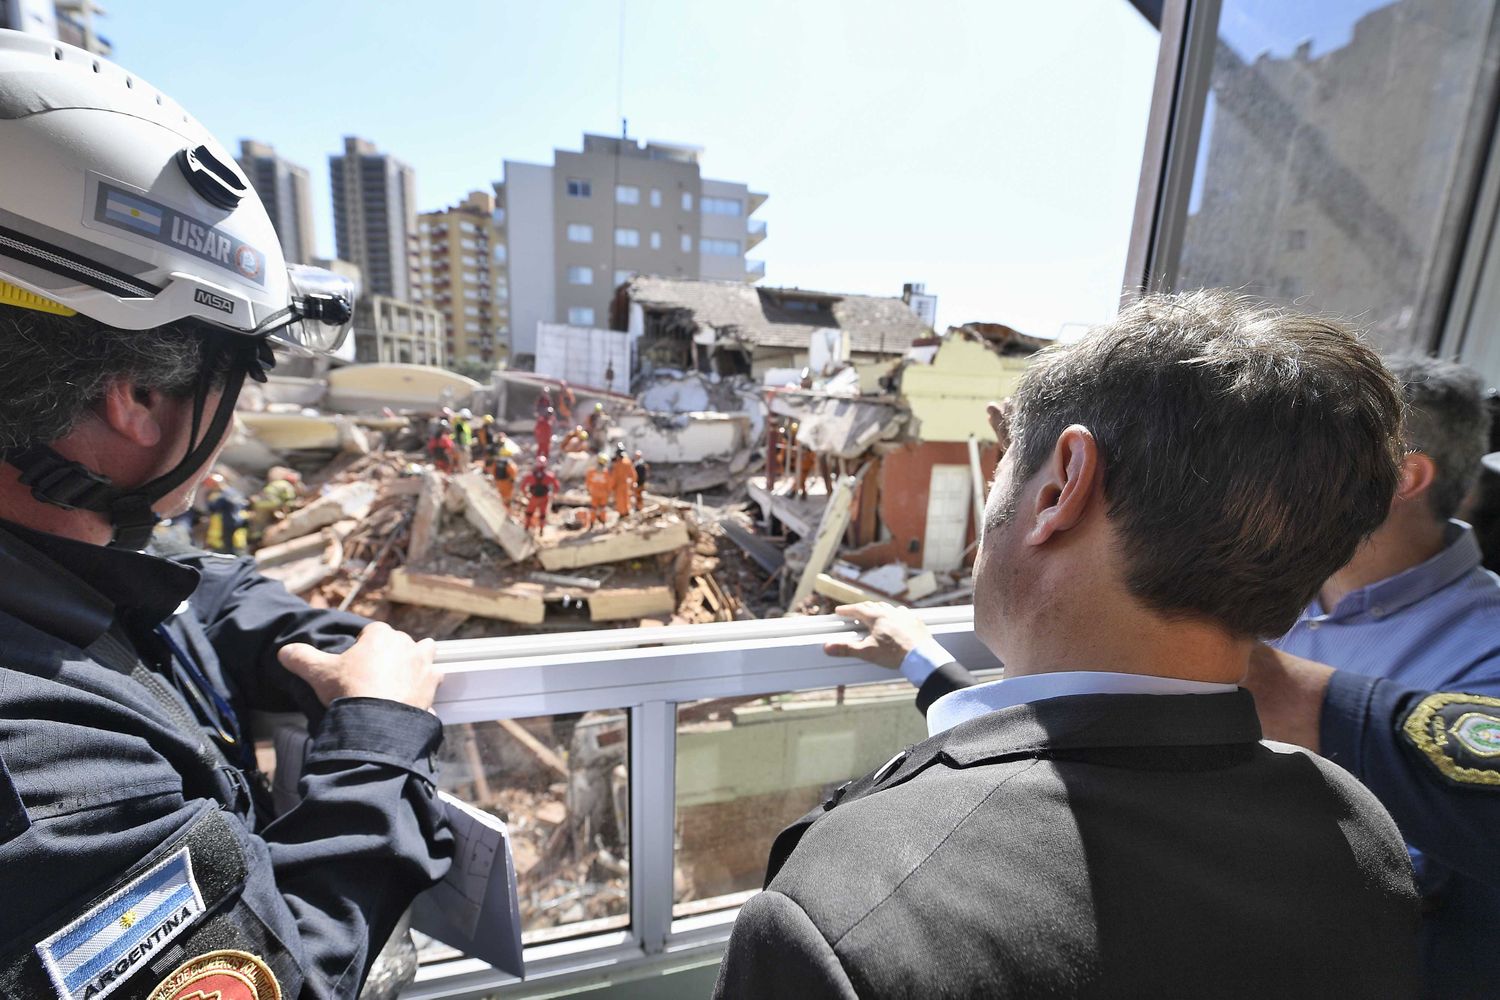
left=746, top=218, right=767, bottom=250
left=744, top=259, right=766, bottom=281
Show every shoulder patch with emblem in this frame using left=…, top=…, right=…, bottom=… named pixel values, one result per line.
left=1401, top=692, right=1500, bottom=786
left=148, top=950, right=280, bottom=1000
left=35, top=846, right=205, bottom=1000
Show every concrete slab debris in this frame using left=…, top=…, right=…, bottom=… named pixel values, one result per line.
left=903, top=569, right=940, bottom=601
left=451, top=471, right=536, bottom=562
left=531, top=570, right=603, bottom=590
left=406, top=470, right=445, bottom=566
left=387, top=568, right=546, bottom=624
left=262, top=481, right=377, bottom=547
left=813, top=573, right=888, bottom=606
left=537, top=516, right=691, bottom=571
left=789, top=477, right=855, bottom=609
left=254, top=520, right=356, bottom=569
left=324, top=363, right=479, bottom=413
left=587, top=585, right=675, bottom=622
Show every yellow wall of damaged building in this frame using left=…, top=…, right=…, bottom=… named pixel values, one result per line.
left=901, top=336, right=1033, bottom=442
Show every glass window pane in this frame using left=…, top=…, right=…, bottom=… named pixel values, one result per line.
left=1176, top=0, right=1500, bottom=353
left=425, top=710, right=630, bottom=953
left=672, top=681, right=926, bottom=917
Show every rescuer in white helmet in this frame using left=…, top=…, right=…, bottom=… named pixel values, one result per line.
left=0, top=31, right=449, bottom=1000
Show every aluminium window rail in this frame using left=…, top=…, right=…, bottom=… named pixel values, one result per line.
left=409, top=607, right=995, bottom=999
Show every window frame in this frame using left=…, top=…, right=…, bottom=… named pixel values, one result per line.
left=1127, top=0, right=1500, bottom=369
left=406, top=608, right=990, bottom=998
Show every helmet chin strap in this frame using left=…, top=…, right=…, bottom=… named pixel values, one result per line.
left=2, top=337, right=271, bottom=550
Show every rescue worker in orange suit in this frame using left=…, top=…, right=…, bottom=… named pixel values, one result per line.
left=489, top=449, right=519, bottom=511
left=610, top=446, right=638, bottom=518
left=561, top=425, right=590, bottom=454
left=633, top=450, right=650, bottom=511
left=519, top=456, right=560, bottom=533
left=584, top=454, right=613, bottom=530
left=557, top=381, right=576, bottom=426
left=535, top=406, right=555, bottom=462
left=535, top=387, right=553, bottom=420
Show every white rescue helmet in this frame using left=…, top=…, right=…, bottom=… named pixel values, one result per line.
left=0, top=31, right=354, bottom=548
left=0, top=30, right=352, bottom=352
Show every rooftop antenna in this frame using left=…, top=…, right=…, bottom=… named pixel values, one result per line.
left=607, top=0, right=628, bottom=332
left=617, top=0, right=628, bottom=140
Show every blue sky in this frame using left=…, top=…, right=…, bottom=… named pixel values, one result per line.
left=105, top=0, right=1159, bottom=336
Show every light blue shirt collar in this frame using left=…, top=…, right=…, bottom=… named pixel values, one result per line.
left=926, top=671, right=1238, bottom=736
left=1305, top=520, right=1480, bottom=622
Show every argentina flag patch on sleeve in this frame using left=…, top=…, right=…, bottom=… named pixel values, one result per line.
left=35, top=846, right=205, bottom=1000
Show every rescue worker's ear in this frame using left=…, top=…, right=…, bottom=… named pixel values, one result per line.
left=100, top=379, right=170, bottom=448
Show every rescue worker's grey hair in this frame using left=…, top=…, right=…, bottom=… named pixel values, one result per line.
left=0, top=309, right=228, bottom=451
left=997, top=288, right=1405, bottom=639
left=1384, top=354, right=1490, bottom=523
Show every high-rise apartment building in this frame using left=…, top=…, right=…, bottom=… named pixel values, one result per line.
left=495, top=133, right=767, bottom=365
left=237, top=140, right=317, bottom=265
left=329, top=136, right=417, bottom=301
left=413, top=191, right=507, bottom=366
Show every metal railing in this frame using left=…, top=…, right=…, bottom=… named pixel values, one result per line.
left=408, top=607, right=993, bottom=998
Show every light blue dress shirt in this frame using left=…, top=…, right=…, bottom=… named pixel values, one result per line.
left=1272, top=521, right=1500, bottom=698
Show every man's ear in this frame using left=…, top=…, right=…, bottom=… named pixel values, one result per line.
left=1396, top=452, right=1437, bottom=503
left=99, top=379, right=166, bottom=448
left=1025, top=425, right=1102, bottom=547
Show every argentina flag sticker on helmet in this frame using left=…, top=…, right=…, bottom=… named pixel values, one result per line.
left=35, top=846, right=206, bottom=1000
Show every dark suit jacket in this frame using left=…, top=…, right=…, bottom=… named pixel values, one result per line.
left=713, top=688, right=1419, bottom=999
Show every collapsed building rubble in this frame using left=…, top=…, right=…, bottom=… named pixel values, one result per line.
left=219, top=313, right=1033, bottom=936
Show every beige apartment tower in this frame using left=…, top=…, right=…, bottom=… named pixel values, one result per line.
left=496, top=133, right=767, bottom=366
left=413, top=191, right=508, bottom=365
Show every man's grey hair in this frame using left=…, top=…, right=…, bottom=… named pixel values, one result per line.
left=0, top=309, right=225, bottom=451
left=1000, top=289, right=1404, bottom=639
left=1384, top=355, right=1491, bottom=523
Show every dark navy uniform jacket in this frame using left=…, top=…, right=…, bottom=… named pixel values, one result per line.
left=0, top=520, right=452, bottom=1000
left=917, top=662, right=1500, bottom=1000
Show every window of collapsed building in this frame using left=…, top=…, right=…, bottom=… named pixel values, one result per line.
left=710, top=341, right=751, bottom=377
left=637, top=306, right=697, bottom=371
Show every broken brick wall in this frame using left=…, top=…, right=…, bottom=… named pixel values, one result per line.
left=850, top=440, right=1001, bottom=570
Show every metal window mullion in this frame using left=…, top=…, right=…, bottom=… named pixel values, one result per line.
left=629, top=700, right=678, bottom=957
left=1121, top=0, right=1223, bottom=296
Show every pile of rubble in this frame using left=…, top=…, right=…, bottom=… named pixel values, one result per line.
left=436, top=713, right=630, bottom=936
left=248, top=449, right=782, bottom=638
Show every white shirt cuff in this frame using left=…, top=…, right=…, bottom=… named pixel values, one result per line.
left=900, top=638, right=957, bottom=688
